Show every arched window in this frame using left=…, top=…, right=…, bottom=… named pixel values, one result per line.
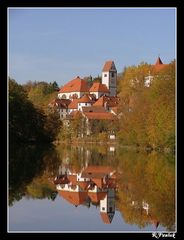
left=72, top=93, right=78, bottom=99
left=62, top=94, right=66, bottom=99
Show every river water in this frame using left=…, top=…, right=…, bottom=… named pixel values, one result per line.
left=8, top=143, right=175, bottom=232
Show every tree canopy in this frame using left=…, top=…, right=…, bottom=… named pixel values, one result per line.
left=117, top=60, right=175, bottom=151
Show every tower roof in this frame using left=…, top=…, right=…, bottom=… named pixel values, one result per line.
left=153, top=56, right=168, bottom=72
left=100, top=212, right=114, bottom=224
left=155, top=56, right=163, bottom=65
left=102, top=61, right=116, bottom=72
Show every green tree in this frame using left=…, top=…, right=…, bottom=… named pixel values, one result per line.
left=9, top=78, right=48, bottom=143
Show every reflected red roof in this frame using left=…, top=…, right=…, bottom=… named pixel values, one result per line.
left=59, top=191, right=88, bottom=206
left=100, top=212, right=112, bottom=224
left=88, top=192, right=107, bottom=203
left=78, top=181, right=90, bottom=190
left=59, top=76, right=89, bottom=93
left=67, top=175, right=77, bottom=185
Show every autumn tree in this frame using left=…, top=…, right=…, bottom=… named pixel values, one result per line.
left=117, top=60, right=175, bottom=151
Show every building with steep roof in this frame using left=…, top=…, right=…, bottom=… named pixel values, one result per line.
left=153, top=56, right=168, bottom=72
left=93, top=95, right=120, bottom=111
left=58, top=76, right=89, bottom=99
left=77, top=94, right=95, bottom=111
left=57, top=61, right=117, bottom=100
left=102, top=60, right=117, bottom=96
left=89, top=82, right=110, bottom=99
left=48, top=98, right=71, bottom=119
left=144, top=56, right=169, bottom=87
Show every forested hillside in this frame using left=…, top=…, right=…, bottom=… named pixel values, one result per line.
left=117, top=60, right=175, bottom=151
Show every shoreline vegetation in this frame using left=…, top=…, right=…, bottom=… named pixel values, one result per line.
left=53, top=138, right=174, bottom=155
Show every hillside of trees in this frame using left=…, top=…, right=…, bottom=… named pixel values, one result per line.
left=117, top=60, right=175, bottom=152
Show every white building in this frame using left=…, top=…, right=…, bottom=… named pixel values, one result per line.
left=100, top=188, right=115, bottom=224
left=102, top=61, right=117, bottom=96
left=58, top=76, right=89, bottom=99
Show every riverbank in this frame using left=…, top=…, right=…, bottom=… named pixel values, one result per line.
left=53, top=138, right=175, bottom=155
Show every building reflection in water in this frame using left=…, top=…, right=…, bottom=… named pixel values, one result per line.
left=53, top=165, right=117, bottom=224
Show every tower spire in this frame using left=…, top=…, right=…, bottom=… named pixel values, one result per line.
left=155, top=56, right=163, bottom=65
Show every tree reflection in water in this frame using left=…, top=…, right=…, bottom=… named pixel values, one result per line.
left=9, top=143, right=175, bottom=230
left=54, top=144, right=175, bottom=230
left=9, top=142, right=60, bottom=206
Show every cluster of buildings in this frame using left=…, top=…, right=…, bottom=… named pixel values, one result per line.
left=49, top=61, right=119, bottom=125
left=53, top=161, right=160, bottom=227
left=54, top=165, right=116, bottom=224
left=48, top=57, right=168, bottom=135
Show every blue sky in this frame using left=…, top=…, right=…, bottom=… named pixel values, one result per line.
left=8, top=8, right=176, bottom=87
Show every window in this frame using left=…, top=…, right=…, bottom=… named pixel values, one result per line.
left=111, top=72, right=114, bottom=77
left=104, top=74, right=107, bottom=77
left=85, top=103, right=87, bottom=106
left=102, top=207, right=105, bottom=210
left=62, top=94, right=66, bottom=99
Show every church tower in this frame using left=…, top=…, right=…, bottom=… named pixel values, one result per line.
left=102, top=60, right=117, bottom=96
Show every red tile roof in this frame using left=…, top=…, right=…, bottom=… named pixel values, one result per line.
left=89, top=82, right=110, bottom=93
left=102, top=61, right=115, bottom=72
left=82, top=106, right=106, bottom=113
left=83, top=112, right=117, bottom=120
left=59, top=191, right=88, bottom=206
left=59, top=76, right=89, bottom=93
left=93, top=96, right=120, bottom=108
left=78, top=94, right=93, bottom=103
left=68, top=99, right=80, bottom=109
left=153, top=57, right=168, bottom=72
left=49, top=99, right=71, bottom=108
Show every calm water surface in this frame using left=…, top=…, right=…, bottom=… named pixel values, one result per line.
left=9, top=143, right=175, bottom=232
